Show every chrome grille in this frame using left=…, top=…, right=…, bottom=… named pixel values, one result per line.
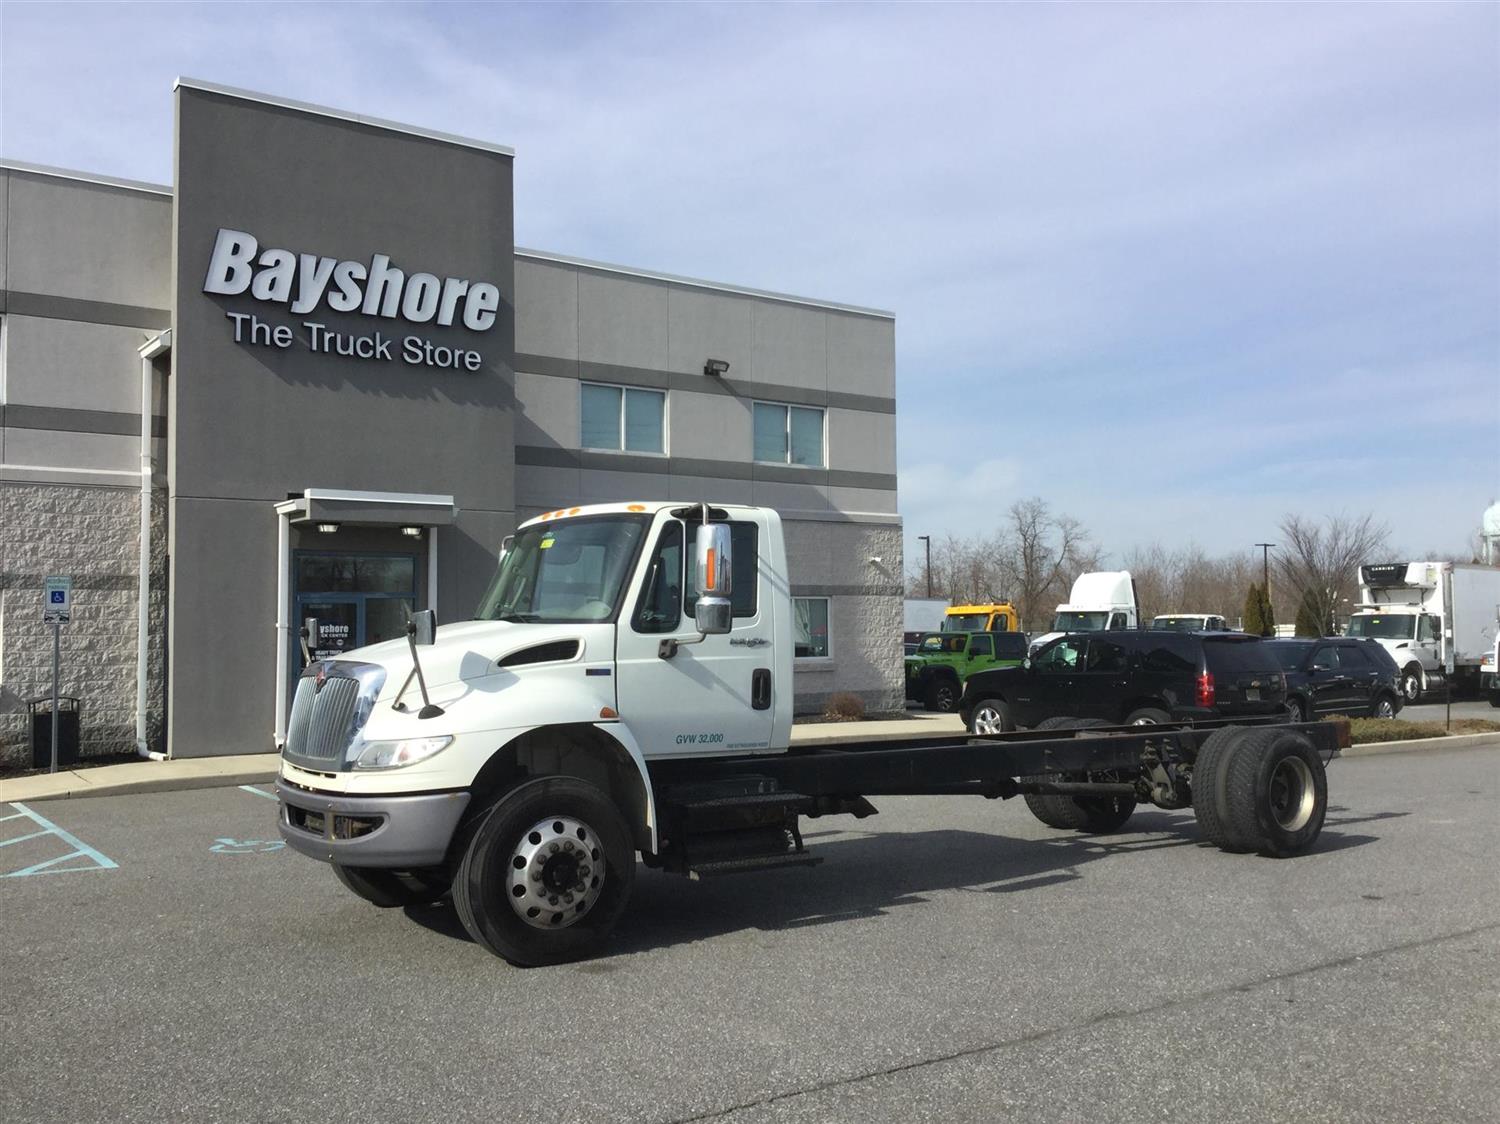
left=283, top=661, right=386, bottom=770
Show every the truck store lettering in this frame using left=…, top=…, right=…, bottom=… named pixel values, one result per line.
left=203, top=227, right=495, bottom=371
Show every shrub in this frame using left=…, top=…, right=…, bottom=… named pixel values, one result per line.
left=1325, top=715, right=1500, bottom=744
left=823, top=692, right=866, bottom=722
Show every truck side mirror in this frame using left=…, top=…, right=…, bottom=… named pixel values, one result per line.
left=693, top=524, right=733, bottom=636
left=408, top=608, right=437, bottom=647
left=498, top=534, right=514, bottom=562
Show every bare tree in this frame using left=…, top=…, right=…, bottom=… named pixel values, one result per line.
left=1001, top=498, right=1094, bottom=630
left=1274, top=513, right=1390, bottom=636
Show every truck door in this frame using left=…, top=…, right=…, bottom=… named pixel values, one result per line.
left=614, top=516, right=775, bottom=757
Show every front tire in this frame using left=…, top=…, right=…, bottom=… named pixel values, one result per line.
left=924, top=676, right=960, bottom=713
left=1125, top=706, right=1169, bottom=725
left=452, top=777, right=636, bottom=967
left=1400, top=665, right=1423, bottom=703
left=969, top=698, right=1013, bottom=735
left=1372, top=693, right=1397, bottom=719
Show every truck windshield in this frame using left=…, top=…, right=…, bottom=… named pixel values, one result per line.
left=944, top=614, right=988, bottom=632
left=1052, top=611, right=1108, bottom=632
left=474, top=515, right=648, bottom=623
left=1346, top=615, right=1415, bottom=640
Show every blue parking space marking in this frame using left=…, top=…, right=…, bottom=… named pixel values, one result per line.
left=238, top=784, right=279, bottom=801
left=1, top=803, right=118, bottom=878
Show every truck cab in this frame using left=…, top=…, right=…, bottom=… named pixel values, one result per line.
left=1029, top=571, right=1138, bottom=653
left=941, top=603, right=1019, bottom=633
left=277, top=502, right=791, bottom=869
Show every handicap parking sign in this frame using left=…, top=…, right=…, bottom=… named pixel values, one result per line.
left=43, top=575, right=72, bottom=624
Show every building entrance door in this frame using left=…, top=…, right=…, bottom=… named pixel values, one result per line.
left=292, top=551, right=418, bottom=675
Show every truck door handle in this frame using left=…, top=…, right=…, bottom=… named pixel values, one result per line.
left=751, top=668, right=772, bottom=710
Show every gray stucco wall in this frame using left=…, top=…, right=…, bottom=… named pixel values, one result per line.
left=512, top=253, right=903, bottom=716
left=0, top=165, right=172, bottom=765
left=167, top=85, right=517, bottom=757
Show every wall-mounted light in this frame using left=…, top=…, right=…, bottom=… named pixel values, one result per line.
left=316, top=522, right=341, bottom=534
left=704, top=358, right=730, bottom=377
left=400, top=525, right=423, bottom=538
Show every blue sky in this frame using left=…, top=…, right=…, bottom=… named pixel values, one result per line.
left=2, top=2, right=1495, bottom=564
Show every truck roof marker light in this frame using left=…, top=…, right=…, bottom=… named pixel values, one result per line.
left=599, top=706, right=618, bottom=719
left=569, top=507, right=580, bottom=515
left=628, top=504, right=646, bottom=512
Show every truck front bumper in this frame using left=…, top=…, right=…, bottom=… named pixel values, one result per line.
left=275, top=778, right=470, bottom=869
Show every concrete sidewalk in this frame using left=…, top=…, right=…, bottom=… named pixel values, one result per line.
left=2, top=712, right=1493, bottom=803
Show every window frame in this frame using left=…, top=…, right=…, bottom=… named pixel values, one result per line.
left=752, top=399, right=826, bottom=468
left=793, top=595, right=833, bottom=660
left=580, top=381, right=669, bottom=456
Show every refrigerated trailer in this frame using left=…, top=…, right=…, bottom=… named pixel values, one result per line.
left=275, top=502, right=1345, bottom=966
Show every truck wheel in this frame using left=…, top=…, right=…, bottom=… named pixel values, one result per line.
left=1195, top=728, right=1327, bottom=857
left=1189, top=726, right=1252, bottom=852
left=1125, top=706, right=1169, bottom=725
left=1021, top=717, right=1136, bottom=833
left=1400, top=666, right=1422, bottom=703
left=452, top=776, right=635, bottom=967
left=925, top=676, right=960, bottom=713
left=332, top=865, right=450, bottom=908
left=969, top=698, right=1013, bottom=735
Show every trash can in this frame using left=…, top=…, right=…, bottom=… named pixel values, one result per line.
left=29, top=696, right=80, bottom=769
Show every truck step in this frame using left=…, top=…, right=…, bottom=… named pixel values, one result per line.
left=679, top=791, right=813, bottom=812
left=689, top=851, right=823, bottom=879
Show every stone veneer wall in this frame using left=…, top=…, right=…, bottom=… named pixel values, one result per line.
left=787, top=520, right=905, bottom=716
left=0, top=482, right=167, bottom=767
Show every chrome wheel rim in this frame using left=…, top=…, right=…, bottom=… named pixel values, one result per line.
left=1376, top=698, right=1395, bottom=718
left=973, top=706, right=1004, bottom=735
left=1268, top=756, right=1316, bottom=832
left=1401, top=674, right=1419, bottom=701
left=1130, top=715, right=1158, bottom=726
left=1286, top=701, right=1302, bottom=722
left=507, top=816, right=604, bottom=929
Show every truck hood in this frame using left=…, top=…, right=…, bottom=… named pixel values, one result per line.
left=318, top=619, right=609, bottom=700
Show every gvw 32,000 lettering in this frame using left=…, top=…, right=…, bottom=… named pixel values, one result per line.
left=675, top=732, right=725, bottom=745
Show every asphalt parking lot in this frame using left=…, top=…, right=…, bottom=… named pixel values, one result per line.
left=2, top=745, right=1497, bottom=1124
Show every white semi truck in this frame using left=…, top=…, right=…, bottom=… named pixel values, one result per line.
left=1347, top=561, right=1500, bottom=701
left=275, top=502, right=1342, bottom=966
left=1028, top=570, right=1139, bottom=653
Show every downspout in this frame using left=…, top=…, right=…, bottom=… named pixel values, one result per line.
left=135, top=331, right=171, bottom=761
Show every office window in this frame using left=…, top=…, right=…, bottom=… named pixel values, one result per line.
left=581, top=383, right=665, bottom=453
left=753, top=402, right=824, bottom=467
left=794, top=597, right=831, bottom=658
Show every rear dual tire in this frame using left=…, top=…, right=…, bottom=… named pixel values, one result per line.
left=1191, top=727, right=1327, bottom=857
left=1020, top=717, right=1137, bottom=834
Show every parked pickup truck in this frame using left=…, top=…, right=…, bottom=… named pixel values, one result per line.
left=275, top=501, right=1346, bottom=967
left=906, top=630, right=1028, bottom=712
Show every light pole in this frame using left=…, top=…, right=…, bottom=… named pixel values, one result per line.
left=1254, top=542, right=1274, bottom=595
left=917, top=535, right=932, bottom=598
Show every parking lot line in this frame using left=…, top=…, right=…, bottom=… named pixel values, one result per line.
left=1, top=802, right=118, bottom=878
left=238, top=784, right=279, bottom=801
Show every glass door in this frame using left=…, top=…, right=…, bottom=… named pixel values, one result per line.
left=292, top=551, right=419, bottom=679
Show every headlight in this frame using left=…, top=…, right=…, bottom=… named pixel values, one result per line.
left=352, top=735, right=453, bottom=770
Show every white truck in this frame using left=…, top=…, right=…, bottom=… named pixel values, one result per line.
left=1347, top=561, right=1500, bottom=701
left=274, top=502, right=1342, bottom=966
left=1029, top=570, right=1139, bottom=653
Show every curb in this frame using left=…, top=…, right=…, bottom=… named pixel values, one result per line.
left=1341, top=731, right=1500, bottom=757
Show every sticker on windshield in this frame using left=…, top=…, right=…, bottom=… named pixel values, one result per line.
left=540, top=537, right=555, bottom=550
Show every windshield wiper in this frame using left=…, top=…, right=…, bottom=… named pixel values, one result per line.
left=497, top=612, right=541, bottom=622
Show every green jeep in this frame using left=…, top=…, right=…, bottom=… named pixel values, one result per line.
left=905, top=631, right=1028, bottom=712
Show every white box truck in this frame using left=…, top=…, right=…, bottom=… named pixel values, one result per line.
left=1347, top=561, right=1500, bottom=701
left=1029, top=570, right=1139, bottom=653
left=274, top=502, right=1342, bottom=966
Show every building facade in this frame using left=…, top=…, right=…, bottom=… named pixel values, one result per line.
left=0, top=80, right=901, bottom=765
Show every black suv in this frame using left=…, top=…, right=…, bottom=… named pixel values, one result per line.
left=1264, top=638, right=1402, bottom=721
left=959, top=630, right=1287, bottom=733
